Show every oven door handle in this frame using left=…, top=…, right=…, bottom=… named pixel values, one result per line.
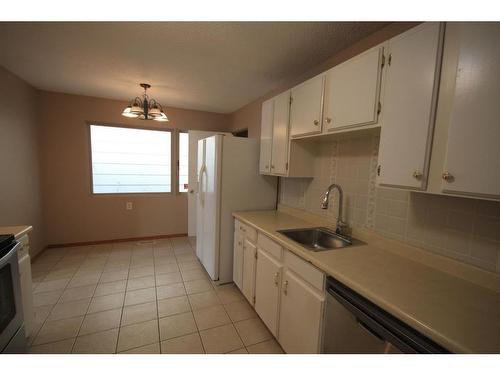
left=0, top=242, right=21, bottom=268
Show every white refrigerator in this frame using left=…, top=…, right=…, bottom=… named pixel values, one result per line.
left=196, top=135, right=277, bottom=284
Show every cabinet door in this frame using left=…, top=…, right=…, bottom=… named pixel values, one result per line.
left=278, top=269, right=325, bottom=353
left=233, top=232, right=244, bottom=290
left=270, top=91, right=290, bottom=175
left=441, top=23, right=500, bottom=199
left=377, top=22, right=443, bottom=189
left=254, top=248, right=282, bottom=337
left=259, top=99, right=274, bottom=174
left=324, top=46, right=383, bottom=130
left=241, top=239, right=257, bottom=305
left=289, top=74, right=325, bottom=137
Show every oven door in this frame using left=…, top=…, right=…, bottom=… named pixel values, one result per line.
left=0, top=242, right=24, bottom=352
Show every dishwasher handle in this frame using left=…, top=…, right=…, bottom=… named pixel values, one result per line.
left=356, top=319, right=385, bottom=342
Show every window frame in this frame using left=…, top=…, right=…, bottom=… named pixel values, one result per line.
left=87, top=122, right=178, bottom=196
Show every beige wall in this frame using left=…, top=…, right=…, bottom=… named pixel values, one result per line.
left=229, top=22, right=419, bottom=139
left=40, top=91, right=231, bottom=245
left=0, top=66, right=45, bottom=257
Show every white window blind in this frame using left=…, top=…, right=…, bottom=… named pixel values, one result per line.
left=90, top=125, right=171, bottom=194
left=178, top=132, right=189, bottom=193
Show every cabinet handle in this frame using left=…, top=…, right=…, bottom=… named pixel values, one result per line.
left=283, top=280, right=289, bottom=295
left=265, top=164, right=269, bottom=169
left=238, top=241, right=242, bottom=246
left=412, top=171, right=422, bottom=180
left=313, top=120, right=319, bottom=126
left=271, top=165, right=275, bottom=169
left=442, top=171, right=453, bottom=182
left=325, top=117, right=332, bottom=124
left=273, top=272, right=279, bottom=286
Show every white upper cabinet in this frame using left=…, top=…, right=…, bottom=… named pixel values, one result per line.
left=440, top=23, right=500, bottom=199
left=324, top=46, right=384, bottom=131
left=377, top=22, right=443, bottom=189
left=289, top=74, right=325, bottom=137
left=271, top=91, right=291, bottom=175
left=259, top=99, right=274, bottom=174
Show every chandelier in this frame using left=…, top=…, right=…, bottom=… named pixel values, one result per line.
left=121, top=83, right=169, bottom=122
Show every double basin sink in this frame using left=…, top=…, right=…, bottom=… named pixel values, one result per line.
left=277, top=227, right=363, bottom=252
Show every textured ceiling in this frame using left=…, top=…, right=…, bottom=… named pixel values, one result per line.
left=0, top=22, right=388, bottom=113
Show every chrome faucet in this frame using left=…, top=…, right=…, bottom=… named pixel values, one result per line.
left=321, top=183, right=349, bottom=237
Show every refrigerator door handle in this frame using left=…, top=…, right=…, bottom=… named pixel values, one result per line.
left=198, top=163, right=206, bottom=206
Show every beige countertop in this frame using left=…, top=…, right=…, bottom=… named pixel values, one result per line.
left=0, top=225, right=32, bottom=239
left=233, top=209, right=500, bottom=353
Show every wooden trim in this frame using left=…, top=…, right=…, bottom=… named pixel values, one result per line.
left=44, top=233, right=188, bottom=249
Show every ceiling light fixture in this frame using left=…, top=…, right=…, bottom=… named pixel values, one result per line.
left=121, top=83, right=169, bottom=122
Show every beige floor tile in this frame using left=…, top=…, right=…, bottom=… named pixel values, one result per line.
left=215, top=284, right=244, bottom=304
left=33, top=316, right=84, bottom=345
left=128, top=266, right=154, bottom=279
left=124, top=287, right=156, bottom=306
left=33, top=304, right=53, bottom=325
left=228, top=348, right=248, bottom=354
left=188, top=291, right=221, bottom=310
left=126, top=275, right=155, bottom=291
left=99, top=269, right=129, bottom=283
left=33, top=289, right=63, bottom=307
left=161, top=332, right=204, bottom=354
left=156, top=283, right=186, bottom=299
left=223, top=300, right=257, bottom=322
left=234, top=318, right=272, bottom=346
left=88, top=292, right=125, bottom=313
left=175, top=254, right=197, bottom=263
left=119, top=342, right=161, bottom=354
left=181, top=269, right=208, bottom=282
left=155, top=263, right=179, bottom=275
left=193, top=305, right=231, bottom=331
left=79, top=308, right=122, bottom=335
left=73, top=328, right=119, bottom=354
left=117, top=319, right=159, bottom=352
left=29, top=338, right=75, bottom=354
left=67, top=273, right=100, bottom=288
left=47, top=298, right=91, bottom=321
left=154, top=255, right=177, bottom=265
left=130, top=257, right=154, bottom=268
left=246, top=339, right=284, bottom=354
left=35, top=278, right=70, bottom=293
left=184, top=279, right=213, bottom=295
left=199, top=324, right=244, bottom=354
left=94, top=280, right=127, bottom=297
left=59, top=285, right=96, bottom=303
left=43, top=268, right=78, bottom=281
left=159, top=312, right=197, bottom=340
left=178, top=261, right=203, bottom=272
left=121, top=301, right=158, bottom=326
left=158, top=295, right=191, bottom=318
left=155, top=272, right=182, bottom=286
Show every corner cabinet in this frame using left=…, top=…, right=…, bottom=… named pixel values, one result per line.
left=233, top=220, right=326, bottom=353
left=376, top=22, right=444, bottom=190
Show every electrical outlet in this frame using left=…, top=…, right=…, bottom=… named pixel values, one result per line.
left=126, top=202, right=133, bottom=210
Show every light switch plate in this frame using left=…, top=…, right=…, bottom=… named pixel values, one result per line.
left=126, top=202, right=133, bottom=210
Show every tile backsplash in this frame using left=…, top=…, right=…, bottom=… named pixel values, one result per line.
left=279, top=132, right=500, bottom=274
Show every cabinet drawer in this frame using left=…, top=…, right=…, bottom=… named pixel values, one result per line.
left=237, top=222, right=257, bottom=243
left=284, top=250, right=325, bottom=291
left=257, top=234, right=283, bottom=261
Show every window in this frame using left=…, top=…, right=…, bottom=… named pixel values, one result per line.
left=178, top=132, right=189, bottom=193
left=90, top=125, right=171, bottom=194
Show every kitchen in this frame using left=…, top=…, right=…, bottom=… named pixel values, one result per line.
left=0, top=2, right=499, bottom=373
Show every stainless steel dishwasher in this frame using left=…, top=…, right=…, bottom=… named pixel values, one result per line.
left=324, top=277, right=448, bottom=354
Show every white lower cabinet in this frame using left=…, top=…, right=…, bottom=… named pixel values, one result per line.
left=254, top=248, right=282, bottom=337
left=241, top=239, right=257, bottom=305
left=233, top=220, right=326, bottom=353
left=232, top=232, right=244, bottom=290
left=278, top=268, right=325, bottom=354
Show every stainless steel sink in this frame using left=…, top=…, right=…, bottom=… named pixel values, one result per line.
left=277, top=227, right=363, bottom=251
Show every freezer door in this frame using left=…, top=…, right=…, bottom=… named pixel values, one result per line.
left=198, top=135, right=222, bottom=280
